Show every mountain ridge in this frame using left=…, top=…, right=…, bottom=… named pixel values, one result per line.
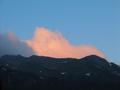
left=0, top=55, right=120, bottom=90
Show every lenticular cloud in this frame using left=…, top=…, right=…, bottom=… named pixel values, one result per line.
left=26, top=27, right=105, bottom=58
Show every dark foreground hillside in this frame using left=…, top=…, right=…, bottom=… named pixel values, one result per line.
left=0, top=55, right=120, bottom=90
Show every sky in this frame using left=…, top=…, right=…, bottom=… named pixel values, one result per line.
left=0, top=0, right=120, bottom=63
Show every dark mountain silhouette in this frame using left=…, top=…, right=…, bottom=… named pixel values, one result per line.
left=0, top=55, right=120, bottom=90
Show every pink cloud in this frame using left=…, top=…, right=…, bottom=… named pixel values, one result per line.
left=26, top=27, right=105, bottom=59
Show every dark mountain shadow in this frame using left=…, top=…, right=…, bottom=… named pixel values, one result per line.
left=0, top=55, right=120, bottom=90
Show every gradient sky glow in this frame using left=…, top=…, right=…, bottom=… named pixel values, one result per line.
left=0, top=0, right=120, bottom=63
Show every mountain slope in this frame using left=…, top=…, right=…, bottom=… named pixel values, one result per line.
left=0, top=55, right=120, bottom=90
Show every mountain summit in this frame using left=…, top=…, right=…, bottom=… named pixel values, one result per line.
left=0, top=55, right=120, bottom=90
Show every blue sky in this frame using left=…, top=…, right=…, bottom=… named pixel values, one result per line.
left=0, top=0, right=120, bottom=63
